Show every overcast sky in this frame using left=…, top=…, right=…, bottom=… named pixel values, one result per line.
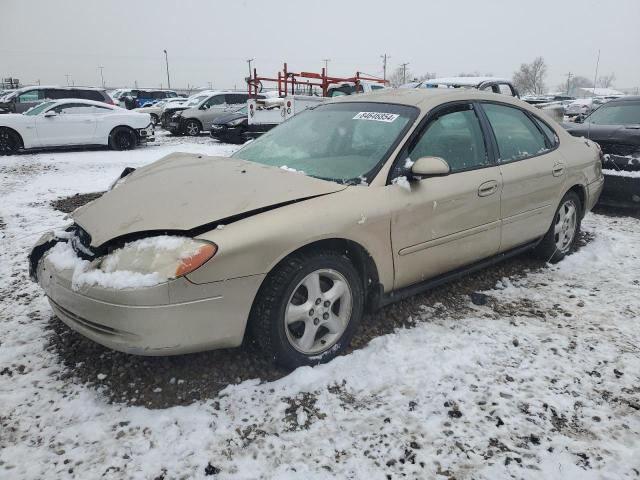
left=1, top=0, right=639, bottom=92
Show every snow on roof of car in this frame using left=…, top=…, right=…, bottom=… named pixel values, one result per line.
left=48, top=98, right=119, bottom=108
left=421, top=76, right=512, bottom=87
left=328, top=87, right=526, bottom=110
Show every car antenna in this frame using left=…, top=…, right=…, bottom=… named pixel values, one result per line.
left=587, top=49, right=600, bottom=142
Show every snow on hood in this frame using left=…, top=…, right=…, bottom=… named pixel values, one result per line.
left=71, top=153, right=347, bottom=248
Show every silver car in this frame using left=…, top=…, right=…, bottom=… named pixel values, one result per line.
left=168, top=91, right=255, bottom=136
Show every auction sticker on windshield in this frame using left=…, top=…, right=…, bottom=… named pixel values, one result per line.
left=353, top=112, right=399, bottom=122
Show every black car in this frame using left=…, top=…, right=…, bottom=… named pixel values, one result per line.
left=209, top=105, right=275, bottom=144
left=564, top=96, right=640, bottom=208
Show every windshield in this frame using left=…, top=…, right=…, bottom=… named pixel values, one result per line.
left=233, top=102, right=417, bottom=183
left=184, top=95, right=208, bottom=107
left=586, top=102, right=640, bottom=125
left=236, top=105, right=248, bottom=114
left=24, top=101, right=55, bottom=116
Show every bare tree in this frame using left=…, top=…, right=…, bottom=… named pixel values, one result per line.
left=512, top=57, right=547, bottom=95
left=597, top=73, right=616, bottom=88
left=559, top=75, right=592, bottom=96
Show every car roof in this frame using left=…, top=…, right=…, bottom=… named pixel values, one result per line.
left=15, top=85, right=106, bottom=92
left=606, top=95, right=639, bottom=103
left=328, top=88, right=527, bottom=111
left=422, top=76, right=512, bottom=87
left=48, top=99, right=118, bottom=108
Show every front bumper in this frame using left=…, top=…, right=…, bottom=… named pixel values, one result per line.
left=33, top=239, right=264, bottom=355
left=598, top=171, right=640, bottom=208
left=137, top=124, right=155, bottom=143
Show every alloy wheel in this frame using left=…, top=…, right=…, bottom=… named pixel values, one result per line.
left=284, top=269, right=353, bottom=355
left=186, top=122, right=199, bottom=136
left=116, top=132, right=132, bottom=149
left=554, top=199, right=577, bottom=253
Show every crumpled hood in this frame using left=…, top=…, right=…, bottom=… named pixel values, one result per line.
left=72, top=153, right=346, bottom=248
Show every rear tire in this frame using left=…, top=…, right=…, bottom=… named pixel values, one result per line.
left=184, top=119, right=201, bottom=137
left=0, top=128, right=21, bottom=155
left=533, top=191, right=581, bottom=263
left=109, top=127, right=136, bottom=151
left=249, top=250, right=363, bottom=369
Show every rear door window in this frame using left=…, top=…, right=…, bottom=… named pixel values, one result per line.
left=482, top=103, right=549, bottom=161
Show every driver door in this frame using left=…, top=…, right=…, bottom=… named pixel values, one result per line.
left=36, top=103, right=97, bottom=146
left=198, top=94, right=227, bottom=130
left=389, top=102, right=502, bottom=289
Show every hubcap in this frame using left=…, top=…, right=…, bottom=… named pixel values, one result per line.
left=284, top=269, right=353, bottom=355
left=186, top=122, right=199, bottom=135
left=554, top=200, right=577, bottom=252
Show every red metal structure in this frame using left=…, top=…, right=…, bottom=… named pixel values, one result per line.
left=247, top=63, right=388, bottom=98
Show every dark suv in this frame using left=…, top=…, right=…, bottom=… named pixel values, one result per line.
left=0, top=86, right=114, bottom=114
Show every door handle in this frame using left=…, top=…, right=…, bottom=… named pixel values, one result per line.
left=83, top=119, right=93, bottom=123
left=478, top=180, right=498, bottom=197
left=552, top=163, right=565, bottom=177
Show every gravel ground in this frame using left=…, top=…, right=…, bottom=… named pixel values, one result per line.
left=45, top=192, right=594, bottom=409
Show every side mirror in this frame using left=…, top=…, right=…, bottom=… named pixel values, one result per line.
left=410, top=156, right=450, bottom=178
left=574, top=114, right=584, bottom=124
left=44, top=110, right=57, bottom=118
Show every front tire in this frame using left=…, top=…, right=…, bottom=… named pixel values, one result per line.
left=0, top=128, right=21, bottom=155
left=109, top=127, right=137, bottom=151
left=534, top=191, right=581, bottom=263
left=249, top=250, right=364, bottom=368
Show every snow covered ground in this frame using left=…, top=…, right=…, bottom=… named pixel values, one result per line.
left=1, top=134, right=639, bottom=479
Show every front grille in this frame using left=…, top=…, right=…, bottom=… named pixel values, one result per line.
left=599, top=142, right=640, bottom=157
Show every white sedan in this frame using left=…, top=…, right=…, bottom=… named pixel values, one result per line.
left=0, top=99, right=154, bottom=154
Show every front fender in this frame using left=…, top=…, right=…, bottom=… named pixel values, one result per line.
left=186, top=186, right=394, bottom=291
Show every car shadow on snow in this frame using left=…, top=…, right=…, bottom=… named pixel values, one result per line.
left=45, top=193, right=596, bottom=409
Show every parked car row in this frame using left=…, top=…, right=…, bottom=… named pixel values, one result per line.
left=28, top=88, right=604, bottom=368
left=0, top=86, right=114, bottom=113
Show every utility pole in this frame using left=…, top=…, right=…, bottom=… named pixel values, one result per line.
left=99, top=66, right=105, bottom=88
left=400, top=62, right=409, bottom=85
left=380, top=54, right=390, bottom=82
left=163, top=50, right=171, bottom=89
left=65, top=74, right=71, bottom=86
left=566, top=72, right=573, bottom=95
left=246, top=58, right=254, bottom=80
left=322, top=58, right=330, bottom=75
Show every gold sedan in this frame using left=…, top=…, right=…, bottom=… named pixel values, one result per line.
left=30, top=89, right=604, bottom=368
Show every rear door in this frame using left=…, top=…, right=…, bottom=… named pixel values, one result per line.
left=478, top=102, right=565, bottom=251
left=36, top=103, right=97, bottom=146
left=389, top=102, right=502, bottom=289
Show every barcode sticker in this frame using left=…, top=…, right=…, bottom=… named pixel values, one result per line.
left=353, top=112, right=399, bottom=122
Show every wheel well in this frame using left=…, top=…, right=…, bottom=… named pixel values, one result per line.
left=285, top=238, right=382, bottom=312
left=0, top=126, right=24, bottom=148
left=110, top=125, right=136, bottom=136
left=568, top=184, right=586, bottom=217
left=184, top=118, right=202, bottom=129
